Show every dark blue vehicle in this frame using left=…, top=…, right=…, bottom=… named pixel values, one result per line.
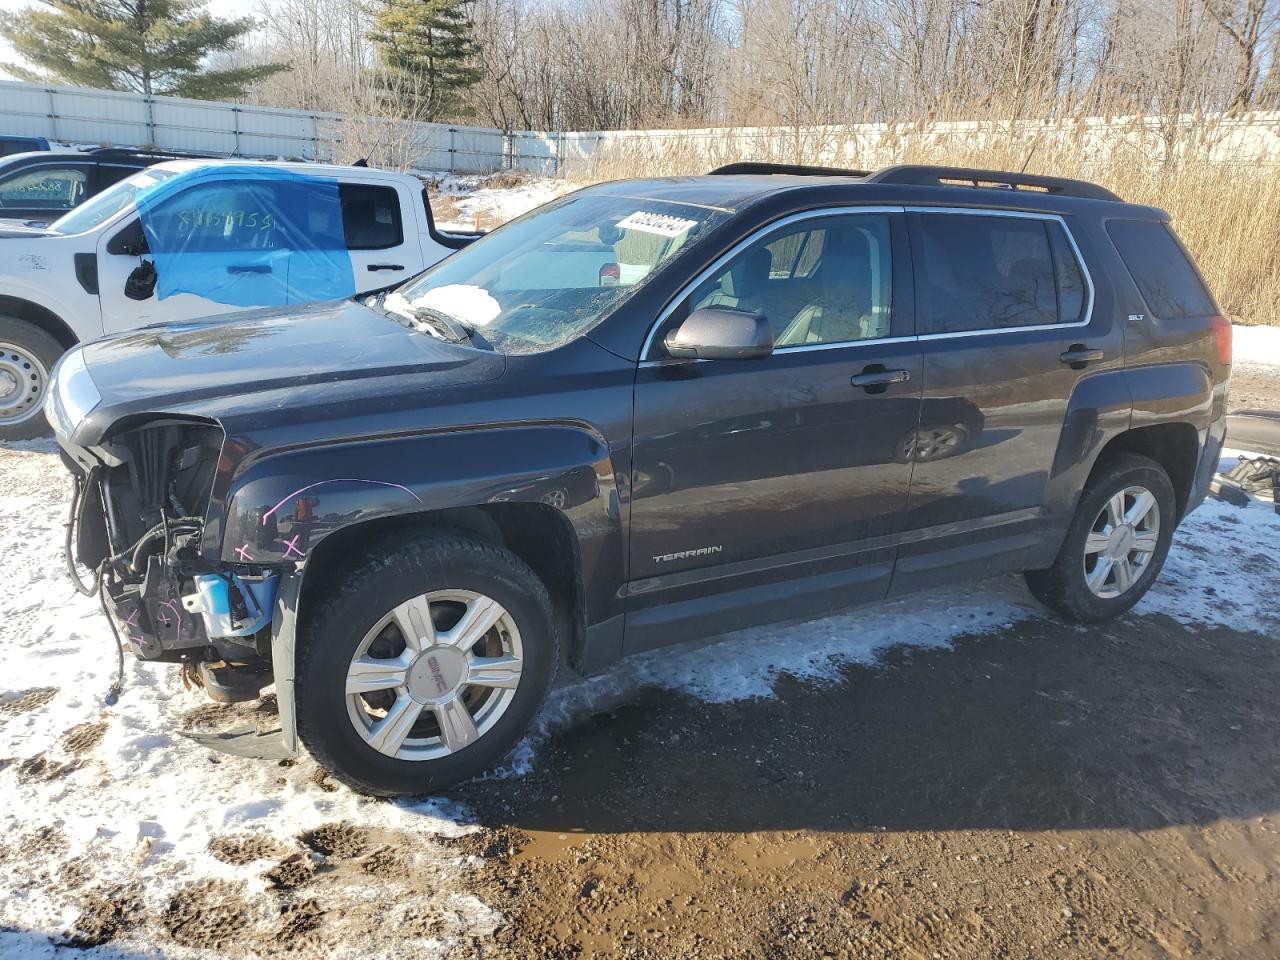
left=49, top=163, right=1232, bottom=795
left=0, top=135, right=51, bottom=157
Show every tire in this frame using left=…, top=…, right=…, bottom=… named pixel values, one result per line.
left=1024, top=453, right=1177, bottom=623
left=296, top=530, right=558, bottom=796
left=0, top=316, right=64, bottom=441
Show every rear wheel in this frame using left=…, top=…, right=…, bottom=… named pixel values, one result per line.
left=1025, top=453, right=1176, bottom=622
left=0, top=317, right=63, bottom=441
left=296, top=531, right=558, bottom=796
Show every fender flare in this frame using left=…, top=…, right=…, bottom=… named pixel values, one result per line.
left=1044, top=361, right=1214, bottom=520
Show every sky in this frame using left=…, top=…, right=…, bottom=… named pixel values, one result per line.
left=0, top=0, right=264, bottom=81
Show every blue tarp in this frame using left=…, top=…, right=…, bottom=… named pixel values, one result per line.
left=134, top=165, right=356, bottom=307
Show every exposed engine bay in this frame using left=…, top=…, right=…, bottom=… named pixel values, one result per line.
left=67, top=418, right=279, bottom=700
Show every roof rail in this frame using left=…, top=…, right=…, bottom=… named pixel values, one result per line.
left=709, top=162, right=870, bottom=178
left=864, top=164, right=1121, bottom=202
left=86, top=146, right=218, bottom=160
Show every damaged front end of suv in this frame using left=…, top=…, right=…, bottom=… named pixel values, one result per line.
left=57, top=406, right=283, bottom=704
left=45, top=333, right=304, bottom=718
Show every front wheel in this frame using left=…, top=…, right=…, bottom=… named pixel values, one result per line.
left=296, top=531, right=558, bottom=796
left=1025, top=453, right=1176, bottom=622
left=0, top=317, right=63, bottom=441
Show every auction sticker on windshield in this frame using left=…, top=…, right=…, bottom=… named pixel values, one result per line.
left=617, top=211, right=699, bottom=237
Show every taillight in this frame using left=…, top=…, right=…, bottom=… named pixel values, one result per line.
left=1211, top=315, right=1232, bottom=365
left=599, top=262, right=620, bottom=287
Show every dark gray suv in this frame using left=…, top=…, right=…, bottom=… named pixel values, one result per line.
left=49, top=163, right=1231, bottom=795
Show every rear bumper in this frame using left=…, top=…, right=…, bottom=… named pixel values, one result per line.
left=1188, top=413, right=1229, bottom=516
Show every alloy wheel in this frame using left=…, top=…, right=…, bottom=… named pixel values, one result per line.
left=1082, top=485, right=1161, bottom=599
left=344, top=589, right=524, bottom=761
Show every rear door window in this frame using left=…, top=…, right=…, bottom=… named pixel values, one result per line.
left=1106, top=219, right=1216, bottom=318
left=339, top=183, right=403, bottom=250
left=912, top=213, right=1067, bottom=334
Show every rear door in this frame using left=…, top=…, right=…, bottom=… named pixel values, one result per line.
left=891, top=207, right=1124, bottom=593
left=333, top=180, right=422, bottom=295
left=626, top=208, right=923, bottom=651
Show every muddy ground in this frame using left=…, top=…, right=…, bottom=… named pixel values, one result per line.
left=452, top=612, right=1280, bottom=959
left=1227, top=363, right=1279, bottom=413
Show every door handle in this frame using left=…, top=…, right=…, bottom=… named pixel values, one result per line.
left=367, top=263, right=405, bottom=271
left=1060, top=345, right=1104, bottom=369
left=851, top=366, right=912, bottom=393
left=227, top=264, right=271, bottom=274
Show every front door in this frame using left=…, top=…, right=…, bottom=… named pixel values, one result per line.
left=626, top=209, right=922, bottom=652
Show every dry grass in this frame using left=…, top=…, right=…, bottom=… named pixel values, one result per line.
left=569, top=116, right=1280, bottom=325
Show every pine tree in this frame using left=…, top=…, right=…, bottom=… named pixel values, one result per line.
left=0, top=0, right=285, bottom=99
left=368, top=0, right=481, bottom=120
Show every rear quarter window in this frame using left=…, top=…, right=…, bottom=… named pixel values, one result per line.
left=1106, top=219, right=1216, bottom=318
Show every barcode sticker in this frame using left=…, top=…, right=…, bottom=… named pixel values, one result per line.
left=616, top=211, right=698, bottom=238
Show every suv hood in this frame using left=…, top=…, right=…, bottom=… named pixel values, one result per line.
left=0, top=222, right=55, bottom=237
left=66, top=299, right=505, bottom=445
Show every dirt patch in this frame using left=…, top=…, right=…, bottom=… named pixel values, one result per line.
left=300, top=823, right=371, bottom=859
left=358, top=844, right=410, bottom=880
left=63, top=885, right=143, bottom=948
left=1228, top=362, right=1280, bottom=413
left=60, top=720, right=107, bottom=755
left=59, top=856, right=93, bottom=889
left=0, top=686, right=58, bottom=717
left=16, top=824, right=68, bottom=860
left=208, top=832, right=294, bottom=866
left=273, top=897, right=326, bottom=943
left=161, top=879, right=249, bottom=950
left=265, top=852, right=317, bottom=889
left=309, top=765, right=340, bottom=793
left=456, top=614, right=1280, bottom=959
left=16, top=752, right=85, bottom=782
left=179, top=694, right=279, bottom=734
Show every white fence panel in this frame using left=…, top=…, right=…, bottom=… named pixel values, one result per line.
left=8, top=79, right=1280, bottom=177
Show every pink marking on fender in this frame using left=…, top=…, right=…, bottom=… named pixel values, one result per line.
left=122, top=609, right=139, bottom=628
left=280, top=534, right=305, bottom=559
left=162, top=599, right=183, bottom=633
left=260, top=479, right=423, bottom=526
left=235, top=543, right=253, bottom=562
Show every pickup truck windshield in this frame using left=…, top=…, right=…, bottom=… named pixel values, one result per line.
left=387, top=192, right=729, bottom=353
left=47, top=168, right=178, bottom=236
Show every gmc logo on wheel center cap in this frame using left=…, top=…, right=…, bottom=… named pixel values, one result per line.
left=427, top=655, right=449, bottom=694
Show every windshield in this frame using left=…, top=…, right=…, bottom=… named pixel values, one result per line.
left=48, top=168, right=178, bottom=235
left=386, top=191, right=730, bottom=353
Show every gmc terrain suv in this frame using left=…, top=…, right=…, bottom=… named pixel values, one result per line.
left=48, top=163, right=1231, bottom=795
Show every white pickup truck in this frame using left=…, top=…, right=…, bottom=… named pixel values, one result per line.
left=0, top=159, right=472, bottom=438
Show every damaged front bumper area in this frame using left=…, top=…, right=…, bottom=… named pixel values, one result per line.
left=64, top=417, right=291, bottom=709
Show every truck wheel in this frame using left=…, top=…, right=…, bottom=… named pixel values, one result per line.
left=296, top=531, right=558, bottom=796
left=0, top=317, right=63, bottom=441
left=1025, top=453, right=1176, bottom=622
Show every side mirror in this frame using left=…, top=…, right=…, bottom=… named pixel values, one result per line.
left=664, top=307, right=773, bottom=361
left=125, top=260, right=157, bottom=301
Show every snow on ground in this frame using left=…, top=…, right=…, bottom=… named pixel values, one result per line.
left=1235, top=323, right=1280, bottom=366
left=0, top=440, right=499, bottom=959
left=4, top=427, right=1277, bottom=957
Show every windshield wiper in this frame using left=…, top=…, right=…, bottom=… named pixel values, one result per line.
left=408, top=305, right=472, bottom=343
